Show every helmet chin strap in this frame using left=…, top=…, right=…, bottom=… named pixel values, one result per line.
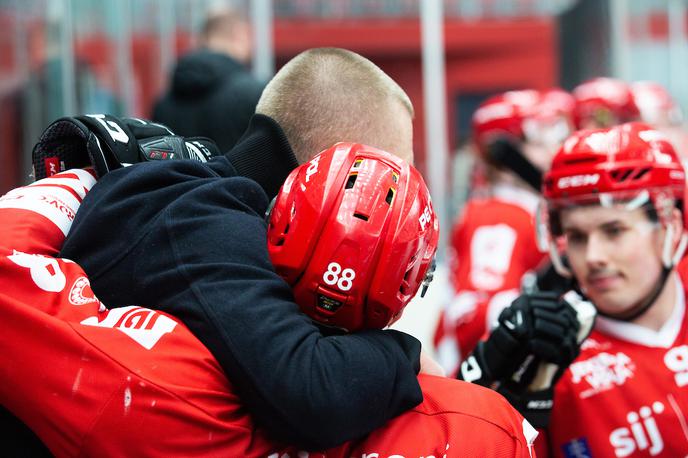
left=597, top=266, right=671, bottom=322
left=597, top=225, right=688, bottom=322
left=550, top=224, right=688, bottom=322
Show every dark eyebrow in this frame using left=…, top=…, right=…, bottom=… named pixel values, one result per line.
left=562, top=219, right=623, bottom=234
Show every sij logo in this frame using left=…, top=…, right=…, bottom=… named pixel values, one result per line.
left=80, top=306, right=177, bottom=350
left=609, top=402, right=665, bottom=457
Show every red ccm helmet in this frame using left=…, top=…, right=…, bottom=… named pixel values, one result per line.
left=267, top=143, right=439, bottom=331
left=572, top=77, right=641, bottom=129
left=540, top=122, right=687, bottom=276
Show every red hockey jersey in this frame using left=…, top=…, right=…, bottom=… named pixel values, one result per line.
left=0, top=170, right=537, bottom=457
left=435, top=185, right=546, bottom=373
left=542, top=277, right=688, bottom=457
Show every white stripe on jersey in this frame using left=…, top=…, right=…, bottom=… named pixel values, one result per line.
left=0, top=169, right=95, bottom=236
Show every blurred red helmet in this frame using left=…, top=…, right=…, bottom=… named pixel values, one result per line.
left=473, top=89, right=575, bottom=153
left=631, top=80, right=683, bottom=126
left=523, top=88, right=576, bottom=148
left=572, top=77, right=641, bottom=129
left=472, top=89, right=540, bottom=154
left=540, top=123, right=687, bottom=274
left=267, top=143, right=439, bottom=331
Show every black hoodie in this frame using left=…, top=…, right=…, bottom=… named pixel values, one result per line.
left=60, top=114, right=423, bottom=450
left=152, top=49, right=265, bottom=152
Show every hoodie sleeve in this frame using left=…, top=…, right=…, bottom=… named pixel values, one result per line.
left=61, top=160, right=423, bottom=450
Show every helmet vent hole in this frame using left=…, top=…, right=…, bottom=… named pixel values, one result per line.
left=275, top=237, right=285, bottom=246
left=399, top=268, right=413, bottom=294
left=345, top=173, right=358, bottom=189
left=353, top=212, right=369, bottom=221
left=403, top=268, right=412, bottom=281
left=392, top=172, right=399, bottom=183
left=385, top=188, right=395, bottom=205
left=611, top=167, right=641, bottom=182
left=353, top=159, right=363, bottom=168
left=283, top=223, right=290, bottom=234
left=634, top=167, right=651, bottom=180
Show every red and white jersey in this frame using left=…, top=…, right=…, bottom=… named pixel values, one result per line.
left=0, top=170, right=538, bottom=457
left=543, top=276, right=688, bottom=457
left=435, top=185, right=546, bottom=373
left=0, top=170, right=272, bottom=457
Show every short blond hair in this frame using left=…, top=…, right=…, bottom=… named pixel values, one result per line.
left=256, top=48, right=414, bottom=164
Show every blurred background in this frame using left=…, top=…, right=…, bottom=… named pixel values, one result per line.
left=1, top=0, right=686, bottom=352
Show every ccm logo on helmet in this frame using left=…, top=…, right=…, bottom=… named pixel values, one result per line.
left=557, top=174, right=600, bottom=189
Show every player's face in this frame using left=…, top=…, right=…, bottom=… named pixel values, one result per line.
left=560, top=205, right=664, bottom=315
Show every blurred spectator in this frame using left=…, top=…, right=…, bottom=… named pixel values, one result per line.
left=152, top=8, right=265, bottom=152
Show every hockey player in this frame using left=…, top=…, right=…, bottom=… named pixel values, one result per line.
left=631, top=80, right=688, bottom=161
left=0, top=146, right=537, bottom=457
left=434, top=88, right=576, bottom=374
left=572, top=77, right=641, bottom=129
left=460, top=122, right=688, bottom=457
left=46, top=48, right=427, bottom=450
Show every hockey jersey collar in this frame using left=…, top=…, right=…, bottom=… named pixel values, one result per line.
left=594, top=275, right=685, bottom=348
left=224, top=113, right=300, bottom=200
left=492, top=183, right=540, bottom=215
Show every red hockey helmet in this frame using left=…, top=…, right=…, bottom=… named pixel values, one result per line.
left=472, top=89, right=541, bottom=155
left=267, top=143, right=439, bottom=331
left=631, top=81, right=683, bottom=126
left=522, top=88, right=576, bottom=149
left=572, top=77, right=641, bottom=129
left=540, top=122, right=687, bottom=275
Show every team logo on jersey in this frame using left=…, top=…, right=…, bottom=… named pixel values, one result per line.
left=68, top=276, right=100, bottom=306
left=80, top=306, right=177, bottom=350
left=609, top=402, right=665, bottom=457
left=664, top=345, right=688, bottom=387
left=569, top=352, right=636, bottom=398
left=561, top=437, right=593, bottom=458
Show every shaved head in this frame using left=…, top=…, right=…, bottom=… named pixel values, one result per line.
left=256, top=48, right=414, bottom=164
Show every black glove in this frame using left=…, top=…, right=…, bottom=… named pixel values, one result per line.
left=32, top=114, right=222, bottom=179
left=535, top=259, right=576, bottom=296
left=459, top=292, right=580, bottom=384
left=458, top=291, right=592, bottom=427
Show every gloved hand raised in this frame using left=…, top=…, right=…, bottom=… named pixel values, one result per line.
left=32, top=114, right=222, bottom=180
left=458, top=290, right=595, bottom=428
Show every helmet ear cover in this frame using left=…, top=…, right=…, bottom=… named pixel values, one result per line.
left=267, top=142, right=440, bottom=331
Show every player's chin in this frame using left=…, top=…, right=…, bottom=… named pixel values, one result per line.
left=589, top=292, right=629, bottom=317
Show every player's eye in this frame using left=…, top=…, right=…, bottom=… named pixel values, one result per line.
left=565, top=231, right=586, bottom=245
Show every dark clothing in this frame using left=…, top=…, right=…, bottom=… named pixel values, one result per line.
left=60, top=114, right=423, bottom=450
left=152, top=49, right=265, bottom=152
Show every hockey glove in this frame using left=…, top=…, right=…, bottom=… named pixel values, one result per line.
left=32, top=114, right=222, bottom=179
left=458, top=291, right=594, bottom=427
left=459, top=291, right=574, bottom=385
left=499, top=292, right=595, bottom=428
